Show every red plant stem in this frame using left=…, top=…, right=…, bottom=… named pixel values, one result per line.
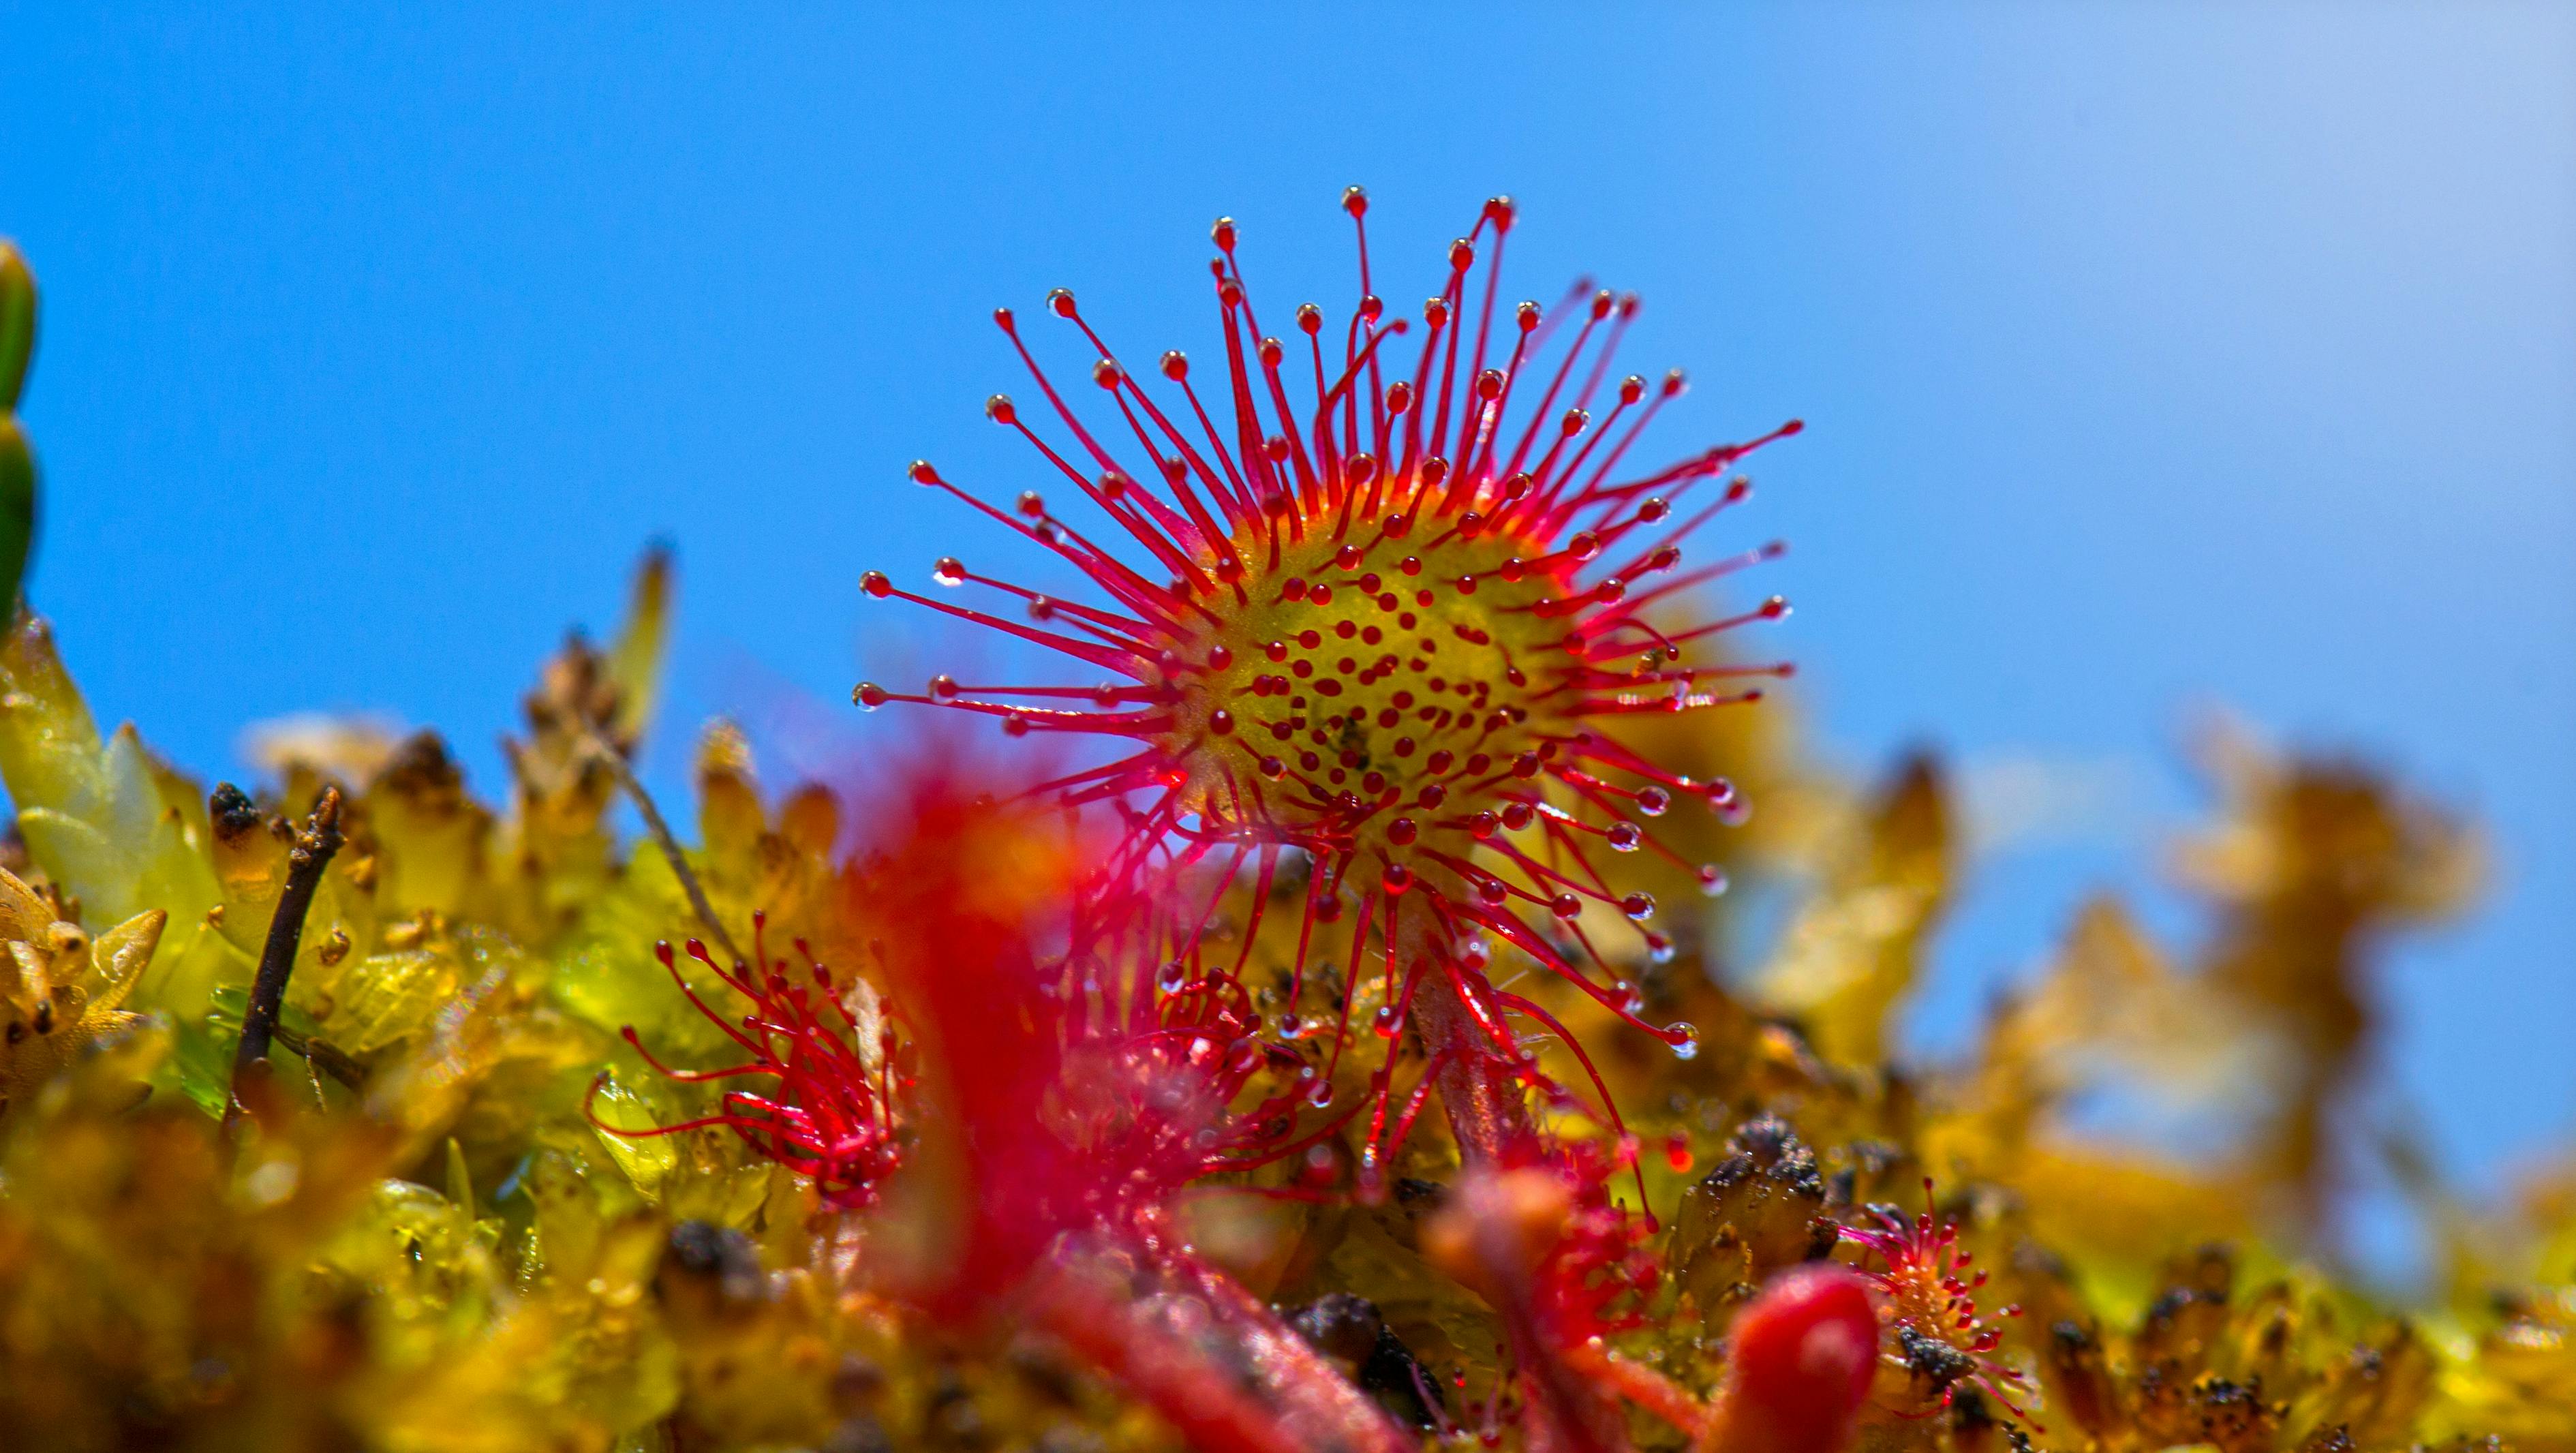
left=1447, top=1172, right=1625, bottom=1453
left=1412, top=968, right=1531, bottom=1163
left=1403, top=907, right=1639, bottom=1453
left=1026, top=1233, right=1417, bottom=1453
left=1561, top=1343, right=1711, bottom=1441
left=1399, top=911, right=1532, bottom=1165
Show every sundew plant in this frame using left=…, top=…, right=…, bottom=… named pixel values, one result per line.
left=0, top=204, right=2564, bottom=1453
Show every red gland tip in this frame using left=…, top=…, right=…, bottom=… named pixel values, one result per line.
left=1717, top=1264, right=1879, bottom=1453
left=1340, top=184, right=1368, bottom=217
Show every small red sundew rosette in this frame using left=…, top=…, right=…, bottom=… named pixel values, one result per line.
left=591, top=917, right=902, bottom=1208
left=1841, top=1178, right=2044, bottom=1428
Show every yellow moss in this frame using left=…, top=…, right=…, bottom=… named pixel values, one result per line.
left=0, top=530, right=2555, bottom=1453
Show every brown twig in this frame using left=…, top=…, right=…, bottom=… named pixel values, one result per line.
left=225, top=786, right=344, bottom=1132
left=271, top=1022, right=367, bottom=1090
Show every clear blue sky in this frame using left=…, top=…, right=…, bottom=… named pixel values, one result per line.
left=3, top=6, right=2569, bottom=1206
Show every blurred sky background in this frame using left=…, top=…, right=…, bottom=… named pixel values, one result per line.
left=3, top=5, right=2570, bottom=1260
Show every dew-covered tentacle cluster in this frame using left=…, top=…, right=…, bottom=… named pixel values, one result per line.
left=1841, top=1178, right=2042, bottom=1429
left=592, top=912, right=902, bottom=1207
left=857, top=189, right=1796, bottom=1174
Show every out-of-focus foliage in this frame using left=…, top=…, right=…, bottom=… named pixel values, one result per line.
left=0, top=239, right=2564, bottom=1453
left=0, top=241, right=37, bottom=609
left=0, top=550, right=2554, bottom=1452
